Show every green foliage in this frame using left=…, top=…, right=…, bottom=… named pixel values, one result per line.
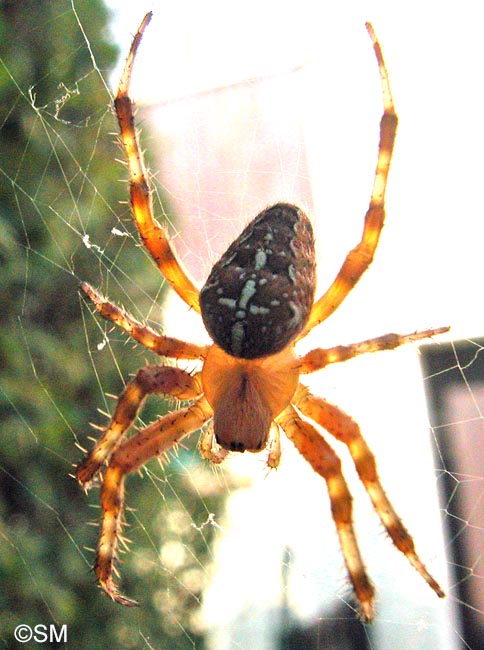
left=0, top=2, right=219, bottom=647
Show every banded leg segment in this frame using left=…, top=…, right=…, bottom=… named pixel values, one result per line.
left=114, top=12, right=200, bottom=313
left=277, top=404, right=375, bottom=620
left=300, top=23, right=398, bottom=338
left=82, top=283, right=208, bottom=360
left=299, top=326, right=450, bottom=374
left=95, top=397, right=213, bottom=605
left=293, top=384, right=445, bottom=599
left=76, top=366, right=202, bottom=488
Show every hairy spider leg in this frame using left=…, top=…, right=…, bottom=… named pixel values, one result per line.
left=81, top=283, right=208, bottom=360
left=293, top=384, right=446, bottom=600
left=299, top=326, right=450, bottom=374
left=95, top=397, right=213, bottom=606
left=76, top=367, right=203, bottom=488
left=114, top=12, right=200, bottom=313
left=277, top=404, right=376, bottom=621
left=300, top=23, right=397, bottom=339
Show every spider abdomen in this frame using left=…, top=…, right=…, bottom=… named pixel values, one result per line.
left=200, top=203, right=316, bottom=359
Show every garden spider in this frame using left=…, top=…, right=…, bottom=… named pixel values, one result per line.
left=76, top=12, right=448, bottom=619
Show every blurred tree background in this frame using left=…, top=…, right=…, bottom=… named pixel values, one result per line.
left=0, top=1, right=220, bottom=647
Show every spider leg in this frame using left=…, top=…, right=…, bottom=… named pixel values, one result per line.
left=299, top=326, right=450, bottom=374
left=82, top=282, right=208, bottom=360
left=114, top=12, right=200, bottom=313
left=76, top=366, right=203, bottom=488
left=299, top=23, right=397, bottom=339
left=277, top=404, right=375, bottom=620
left=293, top=383, right=445, bottom=600
left=95, top=397, right=213, bottom=606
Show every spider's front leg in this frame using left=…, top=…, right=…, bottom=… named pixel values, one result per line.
left=76, top=365, right=202, bottom=489
left=293, top=384, right=445, bottom=602
left=95, top=397, right=213, bottom=606
left=277, top=404, right=376, bottom=620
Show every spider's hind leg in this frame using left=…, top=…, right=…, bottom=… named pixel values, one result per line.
left=299, top=326, right=450, bottom=374
left=113, top=11, right=200, bottom=312
left=299, top=23, right=398, bottom=338
left=81, top=282, right=208, bottom=360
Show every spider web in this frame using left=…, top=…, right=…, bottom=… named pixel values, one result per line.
left=2, top=1, right=484, bottom=649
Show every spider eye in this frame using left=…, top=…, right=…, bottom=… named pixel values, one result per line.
left=200, top=202, right=316, bottom=359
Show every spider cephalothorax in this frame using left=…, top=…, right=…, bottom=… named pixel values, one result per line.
left=76, top=13, right=448, bottom=619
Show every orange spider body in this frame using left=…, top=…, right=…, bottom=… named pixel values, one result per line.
left=200, top=202, right=314, bottom=452
left=76, top=13, right=448, bottom=619
left=202, top=343, right=300, bottom=452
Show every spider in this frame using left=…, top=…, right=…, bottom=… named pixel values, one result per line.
left=76, top=12, right=448, bottom=620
